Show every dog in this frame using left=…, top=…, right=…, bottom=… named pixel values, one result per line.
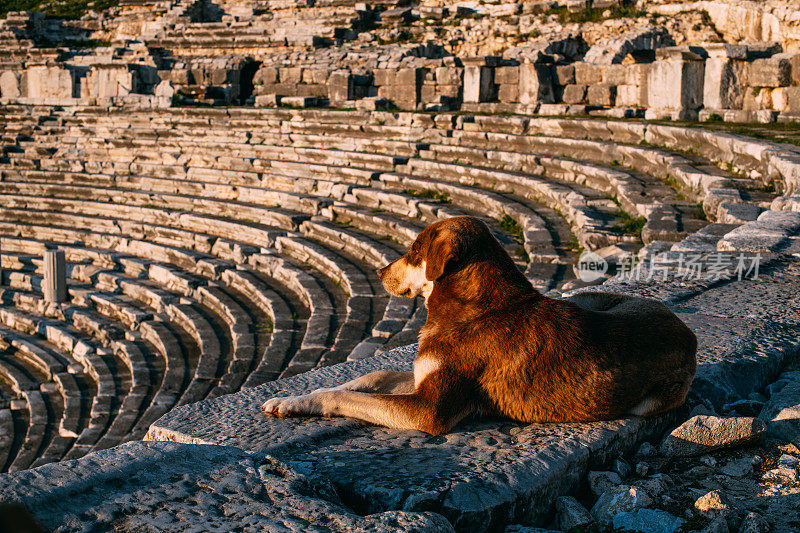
left=262, top=216, right=697, bottom=434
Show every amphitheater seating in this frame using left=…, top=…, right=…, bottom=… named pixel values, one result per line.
left=0, top=104, right=794, bottom=471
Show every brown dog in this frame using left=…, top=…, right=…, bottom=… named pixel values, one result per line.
left=262, top=216, right=697, bottom=434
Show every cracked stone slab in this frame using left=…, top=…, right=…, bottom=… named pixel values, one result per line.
left=0, top=441, right=453, bottom=533
left=146, top=257, right=800, bottom=530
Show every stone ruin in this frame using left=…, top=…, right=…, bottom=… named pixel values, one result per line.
left=0, top=0, right=798, bottom=531
left=1, top=1, right=800, bottom=118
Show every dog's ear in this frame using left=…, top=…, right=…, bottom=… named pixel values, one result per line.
left=425, top=230, right=462, bottom=281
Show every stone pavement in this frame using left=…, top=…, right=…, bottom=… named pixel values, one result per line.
left=0, top=440, right=453, bottom=532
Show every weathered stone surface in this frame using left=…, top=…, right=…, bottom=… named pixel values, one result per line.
left=554, top=495, right=590, bottom=530
left=647, top=48, right=705, bottom=114
left=717, top=211, right=800, bottom=253
left=747, top=56, right=792, bottom=88
left=694, top=490, right=731, bottom=517
left=0, top=441, right=452, bottom=532
left=611, top=508, right=684, bottom=533
left=588, top=470, right=623, bottom=498
left=590, top=485, right=653, bottom=522
left=562, top=84, right=586, bottom=104
left=740, top=512, right=771, bottom=533
left=660, top=415, right=766, bottom=457
left=759, top=371, right=800, bottom=447
left=519, top=61, right=555, bottom=105
left=586, top=84, right=616, bottom=107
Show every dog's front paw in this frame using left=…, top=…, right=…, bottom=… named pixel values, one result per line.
left=262, top=396, right=311, bottom=418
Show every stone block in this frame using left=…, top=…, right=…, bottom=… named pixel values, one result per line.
left=519, top=61, right=555, bottom=105
left=168, top=68, right=191, bottom=85
left=462, top=58, right=499, bottom=103
left=436, top=84, right=460, bottom=98
left=255, top=94, right=281, bottom=107
left=743, top=87, right=772, bottom=111
left=790, top=54, right=800, bottom=86
left=378, top=85, right=417, bottom=110
left=303, top=69, right=329, bottom=85
left=626, top=63, right=650, bottom=86
left=747, top=56, right=792, bottom=88
left=254, top=66, right=278, bottom=85
left=435, top=67, right=461, bottom=86
left=562, top=84, right=587, bottom=104
left=616, top=84, right=646, bottom=107
left=279, top=67, right=303, bottom=85
left=211, top=68, right=229, bottom=85
left=574, top=62, right=602, bottom=85
left=0, top=71, right=21, bottom=99
left=555, top=64, right=575, bottom=85
left=420, top=84, right=437, bottom=103
left=495, top=66, right=519, bottom=85
left=396, top=67, right=421, bottom=87
left=373, top=69, right=395, bottom=86
left=647, top=49, right=705, bottom=112
left=586, top=84, right=617, bottom=106
left=328, top=70, right=353, bottom=105
left=355, top=97, right=389, bottom=111
left=703, top=55, right=747, bottom=110
left=602, top=64, right=629, bottom=86
left=498, top=83, right=519, bottom=103
left=26, top=65, right=76, bottom=99
left=783, top=87, right=800, bottom=114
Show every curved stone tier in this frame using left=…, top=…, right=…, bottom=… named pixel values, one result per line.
left=1, top=105, right=799, bottom=475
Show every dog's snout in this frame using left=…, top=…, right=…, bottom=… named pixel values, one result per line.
left=377, top=265, right=388, bottom=281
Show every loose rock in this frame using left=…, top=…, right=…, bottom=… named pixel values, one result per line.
left=611, top=508, right=685, bottom=533
left=660, top=416, right=766, bottom=457
left=759, top=376, right=800, bottom=448
left=590, top=485, right=653, bottom=523
left=554, top=496, right=591, bottom=531
left=694, top=490, right=731, bottom=518
left=587, top=470, right=623, bottom=499
left=739, top=512, right=771, bottom=533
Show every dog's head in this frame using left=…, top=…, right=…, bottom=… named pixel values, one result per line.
left=377, top=216, right=507, bottom=300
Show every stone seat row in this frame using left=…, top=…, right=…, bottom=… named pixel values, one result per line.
left=48, top=123, right=730, bottom=236
left=0, top=280, right=161, bottom=430
left=0, top=196, right=388, bottom=350
left=0, top=158, right=566, bottom=289
left=0, top=302, right=118, bottom=470
left=4, top=136, right=596, bottom=257
left=18, top=253, right=247, bottom=409
left=0, top=233, right=378, bottom=462
left=32, top=114, right=756, bottom=239
left=0, top=179, right=428, bottom=368
left=110, top=106, right=799, bottom=201
left=0, top=259, right=255, bottom=466
left=0, top=197, right=424, bottom=380
left=17, top=244, right=268, bottom=397
left=6, top=110, right=736, bottom=282
left=0, top=202, right=400, bottom=380
left=0, top=322, right=90, bottom=467
left=1, top=149, right=576, bottom=289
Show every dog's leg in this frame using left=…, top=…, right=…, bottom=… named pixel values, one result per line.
left=262, top=372, right=472, bottom=434
left=312, top=371, right=414, bottom=395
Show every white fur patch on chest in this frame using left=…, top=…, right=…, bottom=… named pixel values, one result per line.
left=413, top=356, right=441, bottom=388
